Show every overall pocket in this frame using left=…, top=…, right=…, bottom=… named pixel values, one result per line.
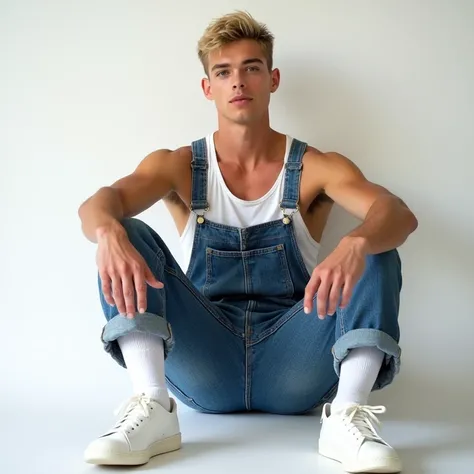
left=203, top=244, right=294, bottom=300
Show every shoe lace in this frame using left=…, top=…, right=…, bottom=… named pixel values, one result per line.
left=110, top=394, right=155, bottom=435
left=342, top=405, right=386, bottom=443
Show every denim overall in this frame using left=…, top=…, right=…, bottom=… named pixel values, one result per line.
left=99, top=137, right=403, bottom=415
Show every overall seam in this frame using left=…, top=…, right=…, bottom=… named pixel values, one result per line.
left=339, top=305, right=347, bottom=336
left=244, top=299, right=255, bottom=411
left=165, top=376, right=228, bottom=414
left=203, top=248, right=212, bottom=297
left=288, top=219, right=312, bottom=281
left=249, top=298, right=304, bottom=345
left=164, top=265, right=241, bottom=337
left=242, top=230, right=253, bottom=411
left=185, top=216, right=202, bottom=278
left=277, top=243, right=295, bottom=298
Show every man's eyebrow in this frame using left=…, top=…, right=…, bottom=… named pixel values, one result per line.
left=211, top=58, right=264, bottom=71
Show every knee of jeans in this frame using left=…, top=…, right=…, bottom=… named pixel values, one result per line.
left=366, top=249, right=401, bottom=270
left=120, top=217, right=151, bottom=243
left=365, top=249, right=402, bottom=285
left=119, top=217, right=166, bottom=265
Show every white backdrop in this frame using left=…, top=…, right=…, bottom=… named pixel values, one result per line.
left=2, top=0, right=474, bottom=428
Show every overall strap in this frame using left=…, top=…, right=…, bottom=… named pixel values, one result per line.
left=190, top=138, right=209, bottom=212
left=280, top=138, right=307, bottom=211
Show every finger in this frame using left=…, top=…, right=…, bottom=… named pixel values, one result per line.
left=134, top=270, right=148, bottom=314
left=121, top=274, right=137, bottom=319
left=111, top=275, right=126, bottom=315
left=316, top=279, right=331, bottom=319
left=327, top=278, right=343, bottom=316
left=304, top=273, right=321, bottom=314
left=339, top=277, right=354, bottom=309
left=144, top=266, right=164, bottom=289
left=99, top=270, right=115, bottom=306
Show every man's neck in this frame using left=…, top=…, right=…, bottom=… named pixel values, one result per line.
left=213, top=119, right=281, bottom=168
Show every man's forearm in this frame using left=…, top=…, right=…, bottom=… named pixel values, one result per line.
left=78, top=187, right=126, bottom=243
left=342, top=195, right=418, bottom=255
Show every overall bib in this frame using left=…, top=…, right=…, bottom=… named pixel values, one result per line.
left=99, top=138, right=403, bottom=415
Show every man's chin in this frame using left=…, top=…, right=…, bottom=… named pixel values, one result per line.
left=227, top=113, right=259, bottom=126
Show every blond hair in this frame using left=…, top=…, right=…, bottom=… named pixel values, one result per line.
left=197, top=11, right=275, bottom=75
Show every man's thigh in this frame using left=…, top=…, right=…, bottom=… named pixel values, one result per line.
left=249, top=300, right=338, bottom=414
left=163, top=267, right=246, bottom=414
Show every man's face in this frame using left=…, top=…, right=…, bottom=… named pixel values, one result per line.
left=202, top=39, right=280, bottom=125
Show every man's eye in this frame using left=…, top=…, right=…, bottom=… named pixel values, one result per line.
left=216, top=70, right=230, bottom=77
left=247, top=66, right=259, bottom=72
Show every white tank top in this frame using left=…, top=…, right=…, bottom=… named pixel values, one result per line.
left=179, top=134, right=321, bottom=275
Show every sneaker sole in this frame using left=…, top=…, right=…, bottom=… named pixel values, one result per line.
left=85, top=432, right=182, bottom=465
left=319, top=442, right=402, bottom=473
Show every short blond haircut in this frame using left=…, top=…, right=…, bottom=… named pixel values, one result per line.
left=197, top=11, right=275, bottom=76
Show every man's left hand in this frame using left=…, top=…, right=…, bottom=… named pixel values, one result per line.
left=304, top=236, right=368, bottom=318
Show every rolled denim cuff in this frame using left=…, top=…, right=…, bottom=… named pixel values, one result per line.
left=332, top=328, right=401, bottom=390
left=101, top=312, right=174, bottom=368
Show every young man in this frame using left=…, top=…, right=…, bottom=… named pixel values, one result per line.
left=78, top=11, right=417, bottom=473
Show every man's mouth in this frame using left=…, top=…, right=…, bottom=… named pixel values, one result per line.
left=230, top=96, right=253, bottom=104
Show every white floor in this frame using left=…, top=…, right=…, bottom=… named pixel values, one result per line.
left=4, top=395, right=474, bottom=474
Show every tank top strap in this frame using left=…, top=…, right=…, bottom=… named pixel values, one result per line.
left=190, top=138, right=209, bottom=212
left=280, top=138, right=308, bottom=210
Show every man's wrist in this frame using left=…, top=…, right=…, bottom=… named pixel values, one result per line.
left=95, top=220, right=126, bottom=242
left=340, top=235, right=370, bottom=256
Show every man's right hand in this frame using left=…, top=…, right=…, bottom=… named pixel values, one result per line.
left=96, top=223, right=164, bottom=319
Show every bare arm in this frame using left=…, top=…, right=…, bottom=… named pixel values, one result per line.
left=78, top=148, right=183, bottom=243
left=303, top=150, right=418, bottom=317
left=320, top=152, right=418, bottom=254
left=77, top=147, right=190, bottom=317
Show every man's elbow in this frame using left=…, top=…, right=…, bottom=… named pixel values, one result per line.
left=403, top=206, right=418, bottom=234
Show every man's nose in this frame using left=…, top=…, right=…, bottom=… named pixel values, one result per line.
left=232, top=72, right=246, bottom=90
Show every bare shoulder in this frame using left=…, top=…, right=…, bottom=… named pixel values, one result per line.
left=299, top=146, right=371, bottom=212
left=171, top=145, right=193, bottom=163
left=303, top=146, right=365, bottom=182
left=141, top=145, right=191, bottom=173
left=155, top=146, right=192, bottom=206
left=132, top=145, right=191, bottom=189
left=301, top=146, right=401, bottom=220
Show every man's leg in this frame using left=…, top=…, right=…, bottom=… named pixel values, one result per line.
left=318, top=249, right=403, bottom=473
left=252, top=249, right=403, bottom=472
left=85, top=218, right=245, bottom=466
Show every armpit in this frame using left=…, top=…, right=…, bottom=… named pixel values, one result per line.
left=308, top=191, right=334, bottom=213
left=163, top=190, right=183, bottom=205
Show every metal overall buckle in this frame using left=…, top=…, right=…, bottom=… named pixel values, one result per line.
left=280, top=203, right=299, bottom=224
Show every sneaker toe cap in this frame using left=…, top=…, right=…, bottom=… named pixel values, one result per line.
left=359, top=442, right=402, bottom=471
left=84, top=435, right=129, bottom=461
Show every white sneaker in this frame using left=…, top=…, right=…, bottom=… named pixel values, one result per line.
left=318, top=403, right=402, bottom=473
left=84, top=394, right=181, bottom=465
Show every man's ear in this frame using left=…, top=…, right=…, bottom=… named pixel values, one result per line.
left=270, top=68, right=281, bottom=93
left=202, top=77, right=213, bottom=100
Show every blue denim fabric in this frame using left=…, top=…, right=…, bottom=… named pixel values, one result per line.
left=98, top=138, right=402, bottom=415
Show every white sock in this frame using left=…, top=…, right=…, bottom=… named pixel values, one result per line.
left=117, top=332, right=170, bottom=412
left=332, top=346, right=385, bottom=411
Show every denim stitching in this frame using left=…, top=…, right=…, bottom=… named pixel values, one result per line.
left=288, top=219, right=312, bottom=281
left=277, top=244, right=294, bottom=298
left=190, top=138, right=209, bottom=211
left=244, top=299, right=254, bottom=411
left=166, top=376, right=227, bottom=414
left=205, top=245, right=289, bottom=258
left=164, top=265, right=241, bottom=337
left=185, top=216, right=200, bottom=278
left=339, top=305, right=346, bottom=336
left=250, top=299, right=304, bottom=345
left=203, top=248, right=212, bottom=298
left=200, top=218, right=288, bottom=233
